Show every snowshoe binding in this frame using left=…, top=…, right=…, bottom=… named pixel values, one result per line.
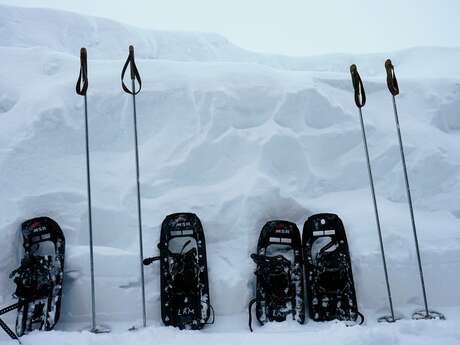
left=0, top=217, right=65, bottom=340
left=303, top=213, right=363, bottom=324
left=143, top=213, right=213, bottom=329
left=248, top=220, right=305, bottom=331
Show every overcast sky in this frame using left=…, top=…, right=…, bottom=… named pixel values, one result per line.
left=1, top=0, right=459, bottom=56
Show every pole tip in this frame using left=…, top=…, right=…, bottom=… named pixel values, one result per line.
left=129, top=45, right=134, bottom=55
left=350, top=64, right=357, bottom=73
left=80, top=47, right=87, bottom=59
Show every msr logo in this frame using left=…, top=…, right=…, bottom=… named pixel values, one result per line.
left=32, top=226, right=47, bottom=234
left=275, top=229, right=290, bottom=234
left=176, top=221, right=191, bottom=228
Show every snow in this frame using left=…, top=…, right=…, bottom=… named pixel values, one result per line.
left=1, top=3, right=460, bottom=345
left=9, top=312, right=460, bottom=345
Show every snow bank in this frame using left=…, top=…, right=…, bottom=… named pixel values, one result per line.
left=0, top=4, right=460, bottom=340
left=13, top=312, right=460, bottom=345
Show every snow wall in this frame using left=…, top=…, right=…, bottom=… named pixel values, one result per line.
left=0, top=4, right=460, bottom=324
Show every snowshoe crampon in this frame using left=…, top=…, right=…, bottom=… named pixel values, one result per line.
left=248, top=220, right=305, bottom=331
left=303, top=213, right=363, bottom=324
left=9, top=217, right=65, bottom=337
left=144, top=213, right=213, bottom=329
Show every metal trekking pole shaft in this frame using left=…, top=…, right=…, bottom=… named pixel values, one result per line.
left=384, top=59, right=445, bottom=320
left=391, top=96, right=429, bottom=315
left=84, top=94, right=97, bottom=330
left=76, top=47, right=101, bottom=331
left=358, top=107, right=395, bottom=321
left=131, top=78, right=147, bottom=328
left=350, top=64, right=396, bottom=322
left=121, top=45, right=146, bottom=328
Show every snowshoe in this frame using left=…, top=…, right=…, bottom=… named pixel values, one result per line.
left=248, top=220, right=305, bottom=331
left=302, top=213, right=363, bottom=324
left=143, top=213, right=213, bottom=329
left=2, top=217, right=65, bottom=338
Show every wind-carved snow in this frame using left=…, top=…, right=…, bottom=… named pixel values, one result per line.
left=0, top=4, right=460, bottom=344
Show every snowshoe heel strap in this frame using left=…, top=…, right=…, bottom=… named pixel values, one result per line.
left=204, top=302, right=215, bottom=326
left=357, top=311, right=365, bottom=325
left=248, top=298, right=258, bottom=332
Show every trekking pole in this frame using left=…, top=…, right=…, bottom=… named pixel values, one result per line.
left=121, top=45, right=147, bottom=328
left=350, top=64, right=398, bottom=323
left=76, top=48, right=111, bottom=334
left=384, top=59, right=445, bottom=320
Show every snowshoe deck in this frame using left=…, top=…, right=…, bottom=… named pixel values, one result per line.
left=302, top=213, right=363, bottom=324
left=249, top=220, right=305, bottom=331
left=14, top=217, right=65, bottom=336
left=145, top=213, right=212, bottom=329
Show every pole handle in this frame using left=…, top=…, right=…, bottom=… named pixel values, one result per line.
left=76, top=47, right=88, bottom=96
left=385, top=59, right=399, bottom=96
left=121, top=45, right=142, bottom=95
left=350, top=64, right=366, bottom=108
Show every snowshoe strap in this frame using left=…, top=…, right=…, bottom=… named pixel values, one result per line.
left=10, top=255, right=54, bottom=300
left=179, top=240, right=192, bottom=255
left=143, top=256, right=161, bottom=266
left=121, top=45, right=142, bottom=95
left=250, top=254, right=293, bottom=325
left=170, top=247, right=200, bottom=294
left=204, top=301, right=215, bottom=326
left=248, top=298, right=258, bottom=332
left=356, top=311, right=365, bottom=325
left=76, top=47, right=88, bottom=96
left=318, top=238, right=338, bottom=255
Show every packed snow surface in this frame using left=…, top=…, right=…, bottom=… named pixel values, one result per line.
left=1, top=4, right=460, bottom=345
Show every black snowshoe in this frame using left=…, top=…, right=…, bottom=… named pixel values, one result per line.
left=0, top=217, right=65, bottom=340
left=248, top=220, right=305, bottom=331
left=303, top=213, right=363, bottom=324
left=143, top=213, right=213, bottom=329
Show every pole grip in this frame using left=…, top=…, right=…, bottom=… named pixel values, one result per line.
left=385, top=59, right=399, bottom=96
left=350, top=64, right=366, bottom=108
left=76, top=47, right=88, bottom=96
left=129, top=45, right=136, bottom=80
left=121, top=45, right=142, bottom=95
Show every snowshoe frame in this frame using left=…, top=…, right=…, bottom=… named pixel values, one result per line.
left=249, top=220, right=305, bottom=330
left=303, top=213, right=363, bottom=324
left=15, top=217, right=65, bottom=336
left=150, top=213, right=212, bottom=329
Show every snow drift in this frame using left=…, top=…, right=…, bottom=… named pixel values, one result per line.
left=0, top=3, right=460, bottom=340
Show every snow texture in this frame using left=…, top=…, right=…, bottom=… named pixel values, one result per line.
left=0, top=4, right=460, bottom=344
